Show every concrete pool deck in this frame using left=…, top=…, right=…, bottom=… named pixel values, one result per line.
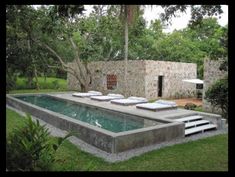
left=6, top=92, right=224, bottom=157
left=50, top=92, right=222, bottom=126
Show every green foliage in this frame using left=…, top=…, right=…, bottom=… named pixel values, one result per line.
left=7, top=108, right=228, bottom=171
left=184, top=103, right=197, bottom=110
left=52, top=80, right=60, bottom=89
left=6, top=5, right=227, bottom=87
left=6, top=114, right=73, bottom=171
left=194, top=106, right=204, bottom=112
left=160, top=5, right=223, bottom=26
left=205, top=75, right=228, bottom=119
left=6, top=68, right=17, bottom=92
left=15, top=77, right=67, bottom=90
left=6, top=5, right=60, bottom=87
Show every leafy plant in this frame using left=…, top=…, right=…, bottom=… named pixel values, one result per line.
left=6, top=114, right=73, bottom=171
left=184, top=103, right=197, bottom=110
left=205, top=75, right=228, bottom=119
left=52, top=80, right=60, bottom=89
left=6, top=69, right=17, bottom=92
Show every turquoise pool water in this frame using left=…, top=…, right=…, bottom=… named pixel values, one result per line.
left=14, top=95, right=159, bottom=133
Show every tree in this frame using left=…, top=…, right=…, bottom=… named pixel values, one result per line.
left=160, top=5, right=223, bottom=26
left=31, top=5, right=96, bottom=91
left=185, top=18, right=227, bottom=60
left=119, top=5, right=223, bottom=94
left=6, top=5, right=42, bottom=89
left=205, top=75, right=228, bottom=119
left=76, top=5, right=123, bottom=61
left=118, top=5, right=141, bottom=95
left=7, top=5, right=225, bottom=92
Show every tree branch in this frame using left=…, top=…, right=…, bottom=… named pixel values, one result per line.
left=31, top=37, right=79, bottom=77
left=69, top=37, right=87, bottom=83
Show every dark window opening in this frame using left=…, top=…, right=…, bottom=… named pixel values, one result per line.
left=158, top=75, right=163, bottom=97
left=107, top=74, right=117, bottom=90
left=196, top=84, right=203, bottom=89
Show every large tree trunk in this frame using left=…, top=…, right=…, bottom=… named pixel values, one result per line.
left=27, top=75, right=34, bottom=88
left=124, top=6, right=129, bottom=97
left=32, top=57, right=40, bottom=90
left=28, top=39, right=40, bottom=90
left=32, top=37, right=91, bottom=92
left=33, top=64, right=39, bottom=90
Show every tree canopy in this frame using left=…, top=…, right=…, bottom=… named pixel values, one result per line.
left=6, top=5, right=227, bottom=91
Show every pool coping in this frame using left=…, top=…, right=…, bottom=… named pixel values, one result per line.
left=6, top=105, right=228, bottom=163
left=7, top=93, right=186, bottom=153
left=6, top=92, right=223, bottom=153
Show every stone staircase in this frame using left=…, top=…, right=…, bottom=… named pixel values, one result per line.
left=175, top=115, right=217, bottom=136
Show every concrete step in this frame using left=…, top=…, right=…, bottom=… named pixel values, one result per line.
left=185, top=120, right=210, bottom=128
left=185, top=124, right=217, bottom=136
left=175, top=115, right=203, bottom=123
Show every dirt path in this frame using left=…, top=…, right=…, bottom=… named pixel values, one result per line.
left=171, top=98, right=202, bottom=107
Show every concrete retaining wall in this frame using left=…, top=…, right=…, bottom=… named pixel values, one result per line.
left=7, top=94, right=185, bottom=153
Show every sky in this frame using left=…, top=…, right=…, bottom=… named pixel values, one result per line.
left=142, top=5, right=228, bottom=33
left=84, top=5, right=228, bottom=33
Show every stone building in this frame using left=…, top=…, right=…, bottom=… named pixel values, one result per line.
left=68, top=60, right=197, bottom=100
left=203, top=58, right=227, bottom=114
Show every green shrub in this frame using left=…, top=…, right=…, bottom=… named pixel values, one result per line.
left=15, top=77, right=67, bottom=90
left=6, top=70, right=17, bottom=92
left=52, top=80, right=60, bottom=89
left=184, top=103, right=197, bottom=110
left=6, top=114, right=73, bottom=171
left=205, top=75, right=228, bottom=119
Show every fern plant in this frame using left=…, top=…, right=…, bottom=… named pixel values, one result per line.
left=6, top=114, right=74, bottom=171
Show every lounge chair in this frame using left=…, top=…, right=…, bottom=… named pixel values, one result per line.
left=136, top=100, right=177, bottom=111
left=110, top=96, right=148, bottom=106
left=90, top=93, right=124, bottom=101
left=72, top=91, right=102, bottom=97
left=155, top=100, right=177, bottom=106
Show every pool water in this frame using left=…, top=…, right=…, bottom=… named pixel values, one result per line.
left=15, top=95, right=159, bottom=133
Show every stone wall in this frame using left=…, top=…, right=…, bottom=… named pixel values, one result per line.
left=145, top=61, right=197, bottom=99
left=68, top=60, right=146, bottom=97
left=203, top=59, right=227, bottom=114
left=67, top=60, right=197, bottom=99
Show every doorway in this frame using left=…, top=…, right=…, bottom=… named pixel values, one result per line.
left=158, top=75, right=163, bottom=97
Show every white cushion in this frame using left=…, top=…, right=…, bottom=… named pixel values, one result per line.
left=128, top=96, right=148, bottom=102
left=155, top=100, right=177, bottom=106
left=107, top=93, right=124, bottom=98
left=88, top=91, right=102, bottom=95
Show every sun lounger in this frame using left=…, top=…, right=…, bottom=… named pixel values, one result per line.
left=90, top=93, right=124, bottom=101
left=136, top=101, right=177, bottom=111
left=72, top=91, right=102, bottom=97
left=155, top=100, right=177, bottom=106
left=110, top=96, right=148, bottom=106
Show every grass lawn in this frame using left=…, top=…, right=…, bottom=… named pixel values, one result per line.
left=9, top=89, right=69, bottom=94
left=15, top=77, right=67, bottom=90
left=6, top=108, right=228, bottom=171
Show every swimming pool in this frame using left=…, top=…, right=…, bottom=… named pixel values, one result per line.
left=14, top=95, right=160, bottom=133
left=7, top=93, right=185, bottom=153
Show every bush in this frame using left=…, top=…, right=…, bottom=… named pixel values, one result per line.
left=52, top=80, right=60, bottom=89
left=184, top=103, right=197, bottom=110
left=15, top=77, right=67, bottom=90
left=6, top=70, right=17, bottom=92
left=6, top=114, right=73, bottom=171
left=205, top=75, right=228, bottom=119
